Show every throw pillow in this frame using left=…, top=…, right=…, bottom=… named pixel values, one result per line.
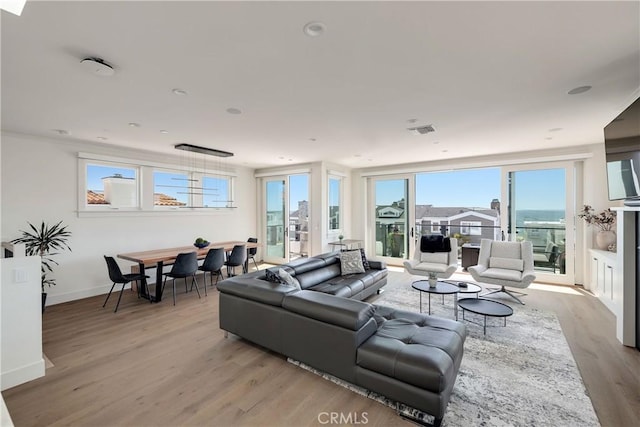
left=359, top=248, right=370, bottom=270
left=340, top=250, right=365, bottom=275
left=420, top=235, right=452, bottom=253
left=265, top=268, right=282, bottom=283
left=278, top=268, right=301, bottom=290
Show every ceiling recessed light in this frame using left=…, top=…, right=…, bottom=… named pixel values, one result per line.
left=80, top=57, right=115, bottom=77
left=433, top=141, right=440, bottom=145
left=549, top=127, right=563, bottom=132
left=545, top=137, right=553, bottom=140
left=172, top=88, right=188, bottom=96
left=303, top=21, right=326, bottom=37
left=407, top=118, right=418, bottom=124
left=568, top=85, right=592, bottom=95
left=309, top=138, right=317, bottom=142
left=52, top=129, right=69, bottom=135
left=128, top=122, right=141, bottom=128
left=226, top=107, right=242, bottom=115
left=160, top=130, right=169, bottom=134
left=354, top=154, right=362, bottom=157
left=441, top=149, right=448, bottom=153
left=97, top=136, right=108, bottom=141
left=278, top=156, right=285, bottom=160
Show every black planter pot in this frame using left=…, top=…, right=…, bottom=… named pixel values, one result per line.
left=42, top=292, right=47, bottom=313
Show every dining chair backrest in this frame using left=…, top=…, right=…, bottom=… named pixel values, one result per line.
left=104, top=256, right=126, bottom=283
left=247, top=238, right=258, bottom=256
left=227, top=244, right=247, bottom=266
left=202, top=247, right=225, bottom=272
left=170, top=252, right=198, bottom=276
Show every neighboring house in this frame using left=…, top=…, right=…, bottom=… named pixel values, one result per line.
left=86, top=190, right=108, bottom=205
left=415, top=205, right=500, bottom=244
left=86, top=191, right=186, bottom=207
left=289, top=200, right=309, bottom=257
left=375, top=203, right=406, bottom=257
left=153, top=193, right=187, bottom=207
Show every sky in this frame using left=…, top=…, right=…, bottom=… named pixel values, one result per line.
left=374, top=167, right=566, bottom=211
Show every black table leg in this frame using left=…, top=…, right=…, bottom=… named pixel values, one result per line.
left=136, top=262, right=152, bottom=304
left=138, top=261, right=164, bottom=302
left=155, top=261, right=164, bottom=302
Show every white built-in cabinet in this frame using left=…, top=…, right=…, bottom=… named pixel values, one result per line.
left=589, top=249, right=617, bottom=314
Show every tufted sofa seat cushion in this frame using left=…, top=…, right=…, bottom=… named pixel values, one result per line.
left=357, top=305, right=466, bottom=394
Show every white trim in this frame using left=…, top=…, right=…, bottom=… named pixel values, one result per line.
left=327, top=169, right=348, bottom=177
left=359, top=151, right=593, bottom=177
left=77, top=208, right=236, bottom=218
left=254, top=168, right=311, bottom=178
left=0, top=359, right=45, bottom=392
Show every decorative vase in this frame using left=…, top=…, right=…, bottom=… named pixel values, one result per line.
left=428, top=274, right=438, bottom=287
left=596, top=230, right=616, bottom=251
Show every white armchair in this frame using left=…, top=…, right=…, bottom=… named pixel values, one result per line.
left=404, top=237, right=458, bottom=280
left=468, top=239, right=536, bottom=305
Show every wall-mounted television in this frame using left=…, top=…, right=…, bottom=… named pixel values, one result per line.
left=604, top=96, right=640, bottom=206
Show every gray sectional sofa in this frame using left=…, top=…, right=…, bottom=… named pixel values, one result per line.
left=217, top=252, right=466, bottom=426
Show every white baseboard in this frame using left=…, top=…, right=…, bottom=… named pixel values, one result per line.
left=1, top=358, right=45, bottom=391
left=1, top=394, right=14, bottom=427
left=46, top=283, right=132, bottom=306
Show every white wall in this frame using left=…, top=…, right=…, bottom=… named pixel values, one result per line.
left=1, top=132, right=257, bottom=305
left=1, top=255, right=44, bottom=390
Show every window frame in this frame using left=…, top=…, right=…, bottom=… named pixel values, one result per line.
left=82, top=160, right=141, bottom=211
left=78, top=152, right=237, bottom=216
left=328, top=175, right=343, bottom=234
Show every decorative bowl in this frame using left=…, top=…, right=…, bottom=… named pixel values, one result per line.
left=194, top=241, right=210, bottom=249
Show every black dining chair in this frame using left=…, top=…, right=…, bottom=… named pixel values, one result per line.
left=162, top=252, right=200, bottom=306
left=198, top=247, right=225, bottom=293
left=224, top=244, right=247, bottom=277
left=247, top=237, right=259, bottom=271
left=103, top=256, right=150, bottom=313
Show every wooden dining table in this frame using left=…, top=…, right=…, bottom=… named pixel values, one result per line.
left=117, top=240, right=258, bottom=302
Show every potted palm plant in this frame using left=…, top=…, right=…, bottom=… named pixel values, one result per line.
left=11, top=220, right=72, bottom=312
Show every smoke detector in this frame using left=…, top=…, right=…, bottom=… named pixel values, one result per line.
left=80, top=57, right=115, bottom=77
left=407, top=125, right=435, bottom=135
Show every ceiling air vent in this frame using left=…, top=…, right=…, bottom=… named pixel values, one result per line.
left=407, top=125, right=435, bottom=135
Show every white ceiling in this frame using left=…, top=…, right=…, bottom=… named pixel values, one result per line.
left=2, top=1, right=639, bottom=169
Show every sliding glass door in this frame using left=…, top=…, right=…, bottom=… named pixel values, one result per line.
left=503, top=163, right=575, bottom=284
left=263, top=174, right=309, bottom=264
left=370, top=176, right=414, bottom=264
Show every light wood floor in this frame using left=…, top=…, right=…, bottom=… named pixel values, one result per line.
left=2, top=269, right=639, bottom=427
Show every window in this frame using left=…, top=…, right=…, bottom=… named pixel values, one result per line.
left=79, top=152, right=236, bottom=215
left=431, top=221, right=440, bottom=232
left=202, top=175, right=231, bottom=208
left=460, top=221, right=482, bottom=235
left=328, top=176, right=342, bottom=231
left=154, top=171, right=189, bottom=207
left=86, top=163, right=138, bottom=208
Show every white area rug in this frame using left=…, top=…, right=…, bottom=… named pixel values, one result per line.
left=379, top=277, right=599, bottom=426
left=292, top=275, right=601, bottom=427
